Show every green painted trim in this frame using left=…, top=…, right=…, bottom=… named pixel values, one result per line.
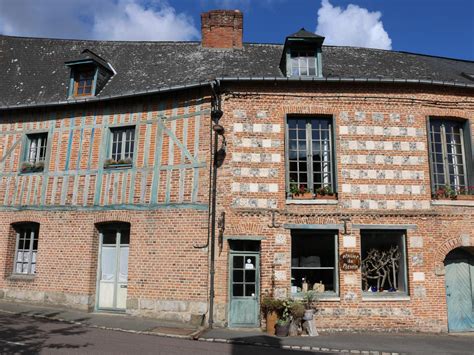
left=192, top=106, right=201, bottom=203
left=165, top=107, right=177, bottom=204
left=0, top=138, right=21, bottom=164
left=150, top=101, right=165, bottom=204
left=94, top=107, right=110, bottom=205
left=64, top=116, right=75, bottom=171
left=92, top=67, right=99, bottom=96
left=0, top=110, right=211, bottom=137
left=75, top=111, right=86, bottom=170
left=178, top=105, right=189, bottom=203
left=0, top=203, right=208, bottom=212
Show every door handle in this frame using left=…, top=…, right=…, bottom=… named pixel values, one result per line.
left=446, top=293, right=451, bottom=297
left=120, top=285, right=128, bottom=288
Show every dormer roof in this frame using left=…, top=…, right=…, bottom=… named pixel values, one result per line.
left=65, top=49, right=114, bottom=74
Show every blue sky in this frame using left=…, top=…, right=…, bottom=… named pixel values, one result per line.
left=0, top=0, right=472, bottom=60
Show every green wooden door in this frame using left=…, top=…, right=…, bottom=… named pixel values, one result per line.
left=445, top=259, right=474, bottom=332
left=229, top=252, right=259, bottom=327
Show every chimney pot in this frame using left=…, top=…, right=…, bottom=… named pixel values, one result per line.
left=201, top=10, right=243, bottom=49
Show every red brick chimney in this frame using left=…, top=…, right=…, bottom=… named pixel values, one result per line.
left=201, top=10, right=243, bottom=49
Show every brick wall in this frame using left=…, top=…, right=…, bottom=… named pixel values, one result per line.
left=0, top=90, right=213, bottom=323
left=213, top=82, right=474, bottom=331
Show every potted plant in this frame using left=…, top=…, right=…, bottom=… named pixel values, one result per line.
left=20, top=162, right=33, bottom=173
left=315, top=186, right=336, bottom=200
left=455, top=187, right=474, bottom=200
left=302, top=291, right=316, bottom=321
left=275, top=299, right=291, bottom=337
left=432, top=185, right=456, bottom=200
left=104, top=157, right=133, bottom=169
left=289, top=300, right=305, bottom=336
left=261, top=296, right=282, bottom=335
left=290, top=181, right=313, bottom=200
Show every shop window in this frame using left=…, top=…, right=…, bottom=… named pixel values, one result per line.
left=361, top=230, right=408, bottom=296
left=13, top=223, right=40, bottom=275
left=286, top=117, right=336, bottom=198
left=291, top=230, right=338, bottom=296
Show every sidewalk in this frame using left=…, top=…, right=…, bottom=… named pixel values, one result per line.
left=198, top=328, right=474, bottom=355
left=0, top=300, right=472, bottom=354
left=0, top=300, right=198, bottom=338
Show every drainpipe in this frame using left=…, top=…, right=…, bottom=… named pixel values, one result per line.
left=208, top=80, right=223, bottom=329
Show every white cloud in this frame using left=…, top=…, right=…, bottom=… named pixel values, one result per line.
left=0, top=0, right=199, bottom=41
left=316, top=0, right=392, bottom=50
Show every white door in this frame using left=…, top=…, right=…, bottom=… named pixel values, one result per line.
left=97, top=226, right=130, bottom=310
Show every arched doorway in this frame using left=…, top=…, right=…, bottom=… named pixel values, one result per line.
left=444, top=247, right=474, bottom=332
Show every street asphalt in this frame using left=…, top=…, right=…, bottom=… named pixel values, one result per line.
left=0, top=313, right=320, bottom=354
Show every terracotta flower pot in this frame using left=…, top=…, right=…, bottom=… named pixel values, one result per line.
left=292, top=192, right=313, bottom=200
left=456, top=194, right=474, bottom=201
left=266, top=311, right=278, bottom=335
left=316, top=194, right=337, bottom=200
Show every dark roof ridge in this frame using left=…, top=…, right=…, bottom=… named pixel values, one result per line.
left=322, top=44, right=474, bottom=63
left=0, top=34, right=201, bottom=45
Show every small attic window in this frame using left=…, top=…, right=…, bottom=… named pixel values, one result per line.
left=65, top=49, right=114, bottom=99
left=291, top=51, right=317, bottom=76
left=280, top=28, right=325, bottom=78
left=73, top=66, right=95, bottom=97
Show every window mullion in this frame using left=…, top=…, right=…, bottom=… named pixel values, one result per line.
left=27, top=229, right=35, bottom=274
left=440, top=125, right=449, bottom=187
left=306, top=121, right=313, bottom=192
left=457, top=127, right=468, bottom=189
left=328, top=123, right=334, bottom=190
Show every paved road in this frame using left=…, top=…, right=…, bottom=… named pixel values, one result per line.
left=0, top=313, right=319, bottom=355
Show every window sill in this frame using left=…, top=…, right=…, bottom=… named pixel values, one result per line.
left=286, top=199, right=338, bottom=205
left=8, top=274, right=36, bottom=281
left=362, top=294, right=410, bottom=302
left=431, top=200, right=474, bottom=207
left=104, top=164, right=133, bottom=170
left=292, top=293, right=339, bottom=301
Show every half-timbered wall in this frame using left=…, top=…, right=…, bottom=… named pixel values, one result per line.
left=0, top=91, right=211, bottom=210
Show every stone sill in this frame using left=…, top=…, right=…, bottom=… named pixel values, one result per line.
left=362, top=295, right=410, bottom=302
left=292, top=294, right=340, bottom=302
left=286, top=199, right=338, bottom=205
left=431, top=200, right=474, bottom=207
left=8, top=274, right=36, bottom=281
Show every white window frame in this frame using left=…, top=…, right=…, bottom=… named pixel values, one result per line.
left=109, top=126, right=135, bottom=163
left=13, top=224, right=39, bottom=275
left=25, top=133, right=48, bottom=164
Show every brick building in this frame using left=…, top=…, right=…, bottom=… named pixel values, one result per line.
left=0, top=10, right=473, bottom=332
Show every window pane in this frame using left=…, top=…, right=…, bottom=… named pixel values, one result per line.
left=361, top=230, right=406, bottom=293
left=101, top=247, right=116, bottom=281
left=291, top=231, right=336, bottom=294
left=233, top=270, right=243, bottom=282
left=233, top=284, right=243, bottom=297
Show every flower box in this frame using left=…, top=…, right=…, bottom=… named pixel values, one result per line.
left=20, top=161, right=45, bottom=173
left=455, top=194, right=474, bottom=201
left=292, top=192, right=314, bottom=200
left=316, top=194, right=337, bottom=200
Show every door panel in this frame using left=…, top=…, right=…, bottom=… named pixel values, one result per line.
left=229, top=253, right=259, bottom=327
left=97, top=229, right=129, bottom=311
left=445, top=259, right=474, bottom=332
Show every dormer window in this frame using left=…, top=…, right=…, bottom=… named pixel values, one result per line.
left=291, top=50, right=317, bottom=76
left=73, top=67, right=95, bottom=97
left=280, top=28, right=324, bottom=78
left=65, top=49, right=114, bottom=99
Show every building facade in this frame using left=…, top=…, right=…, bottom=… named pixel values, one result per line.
left=0, top=10, right=473, bottom=332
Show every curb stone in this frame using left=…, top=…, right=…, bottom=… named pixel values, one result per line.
left=196, top=335, right=405, bottom=354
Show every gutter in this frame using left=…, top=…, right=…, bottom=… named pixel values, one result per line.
left=1, top=76, right=473, bottom=111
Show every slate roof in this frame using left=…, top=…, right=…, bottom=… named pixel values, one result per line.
left=1, top=34, right=473, bottom=109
